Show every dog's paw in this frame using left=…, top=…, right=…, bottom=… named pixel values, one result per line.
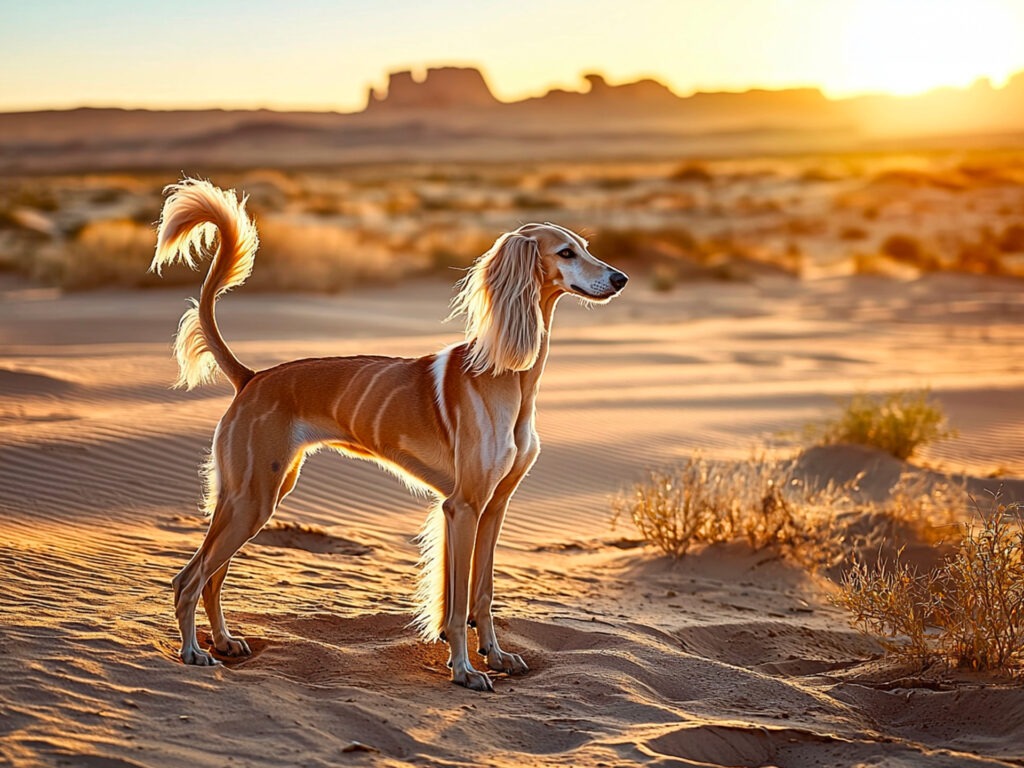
left=452, top=665, right=494, bottom=692
left=214, top=636, right=251, bottom=657
left=180, top=645, right=220, bottom=666
left=485, top=648, right=529, bottom=675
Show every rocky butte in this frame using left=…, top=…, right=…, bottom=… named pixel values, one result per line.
left=366, top=67, right=499, bottom=111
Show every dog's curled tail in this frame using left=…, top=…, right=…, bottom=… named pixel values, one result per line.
left=150, top=178, right=257, bottom=392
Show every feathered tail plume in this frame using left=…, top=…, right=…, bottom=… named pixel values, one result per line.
left=411, top=501, right=448, bottom=641
left=150, top=179, right=258, bottom=392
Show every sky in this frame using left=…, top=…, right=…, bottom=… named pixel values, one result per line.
left=3, top=0, right=1024, bottom=113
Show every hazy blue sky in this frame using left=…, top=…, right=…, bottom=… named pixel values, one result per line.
left=3, top=0, right=1023, bottom=111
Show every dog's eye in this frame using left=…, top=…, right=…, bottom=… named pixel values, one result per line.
left=558, top=247, right=576, bottom=259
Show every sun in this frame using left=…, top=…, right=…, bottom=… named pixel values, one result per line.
left=835, top=0, right=1021, bottom=96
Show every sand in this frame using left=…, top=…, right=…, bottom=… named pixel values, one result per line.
left=3, top=272, right=1024, bottom=767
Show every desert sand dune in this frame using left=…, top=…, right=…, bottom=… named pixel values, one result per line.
left=2, top=273, right=1024, bottom=766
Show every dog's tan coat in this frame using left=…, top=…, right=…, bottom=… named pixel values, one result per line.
left=151, top=179, right=627, bottom=690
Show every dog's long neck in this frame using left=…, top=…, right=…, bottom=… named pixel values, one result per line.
left=517, top=289, right=563, bottom=394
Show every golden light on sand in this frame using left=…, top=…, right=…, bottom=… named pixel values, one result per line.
left=834, top=0, right=1022, bottom=96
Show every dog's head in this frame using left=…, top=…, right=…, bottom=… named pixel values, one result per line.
left=517, top=222, right=628, bottom=302
left=451, top=223, right=627, bottom=375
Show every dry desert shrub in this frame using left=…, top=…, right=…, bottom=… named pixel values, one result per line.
left=870, top=168, right=965, bottom=192
left=63, top=218, right=183, bottom=289
left=835, top=556, right=938, bottom=663
left=835, top=493, right=1024, bottom=673
left=839, top=225, right=869, bottom=241
left=612, top=455, right=844, bottom=566
left=251, top=218, right=400, bottom=292
left=884, top=474, right=965, bottom=543
left=588, top=226, right=699, bottom=267
left=62, top=216, right=403, bottom=292
left=953, top=234, right=1007, bottom=275
left=999, top=223, right=1024, bottom=253
left=668, top=163, right=713, bottom=183
left=814, top=389, right=953, bottom=461
left=850, top=252, right=916, bottom=278
left=880, top=233, right=938, bottom=270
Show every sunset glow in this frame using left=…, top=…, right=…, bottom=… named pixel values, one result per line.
left=834, top=0, right=1023, bottom=96
left=2, top=0, right=1023, bottom=112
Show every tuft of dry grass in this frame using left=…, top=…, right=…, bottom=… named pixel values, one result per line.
left=880, top=233, right=937, bottom=269
left=813, top=389, right=954, bottom=461
left=668, top=163, right=713, bottom=183
left=835, top=492, right=1024, bottom=673
left=58, top=216, right=405, bottom=293
left=611, top=455, right=844, bottom=567
left=589, top=226, right=699, bottom=263
left=884, top=474, right=965, bottom=544
left=834, top=556, right=939, bottom=663
left=999, top=223, right=1024, bottom=254
left=63, top=219, right=177, bottom=290
left=839, top=225, right=869, bottom=241
left=252, top=218, right=399, bottom=292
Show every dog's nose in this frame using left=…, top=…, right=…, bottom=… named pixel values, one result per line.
left=610, top=271, right=629, bottom=291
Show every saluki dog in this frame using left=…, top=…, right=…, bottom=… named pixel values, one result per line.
left=152, top=179, right=628, bottom=690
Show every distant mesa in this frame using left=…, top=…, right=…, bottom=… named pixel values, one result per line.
left=583, top=73, right=679, bottom=106
left=526, top=73, right=682, bottom=112
left=367, top=67, right=499, bottom=110
left=362, top=66, right=835, bottom=124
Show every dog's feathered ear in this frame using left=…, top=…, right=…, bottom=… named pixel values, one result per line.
left=450, top=232, right=543, bottom=375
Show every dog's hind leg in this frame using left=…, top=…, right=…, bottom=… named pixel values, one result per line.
left=197, top=455, right=302, bottom=658
left=201, top=562, right=250, bottom=657
left=173, top=489, right=272, bottom=665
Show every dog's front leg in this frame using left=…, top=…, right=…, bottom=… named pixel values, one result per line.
left=470, top=494, right=529, bottom=675
left=441, top=496, right=492, bottom=692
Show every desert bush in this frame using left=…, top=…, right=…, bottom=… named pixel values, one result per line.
left=851, top=252, right=888, bottom=276
left=10, top=185, right=59, bottom=212
left=954, top=235, right=1006, bottom=275
left=417, top=228, right=495, bottom=274
left=590, top=226, right=698, bottom=263
left=885, top=474, right=965, bottom=543
left=839, top=225, right=869, bottom=241
left=612, top=455, right=843, bottom=565
left=668, top=163, right=713, bottom=183
left=785, top=217, right=826, bottom=236
left=880, top=233, right=933, bottom=268
left=998, top=223, right=1024, bottom=254
left=594, top=176, right=636, bottom=191
left=510, top=192, right=562, bottom=210
left=814, top=390, right=953, bottom=461
left=870, top=168, right=964, bottom=191
left=33, top=213, right=414, bottom=293
left=834, top=556, right=938, bottom=663
left=538, top=172, right=569, bottom=189
left=801, top=167, right=838, bottom=183
left=957, top=162, right=1020, bottom=187
left=253, top=218, right=399, bottom=292
left=62, top=218, right=182, bottom=289
left=835, top=493, right=1024, bottom=673
left=938, top=498, right=1024, bottom=670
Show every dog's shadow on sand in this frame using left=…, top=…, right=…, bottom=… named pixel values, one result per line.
left=174, top=613, right=547, bottom=692
left=250, top=520, right=373, bottom=556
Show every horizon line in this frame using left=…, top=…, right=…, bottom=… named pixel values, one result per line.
left=2, top=64, right=1021, bottom=116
